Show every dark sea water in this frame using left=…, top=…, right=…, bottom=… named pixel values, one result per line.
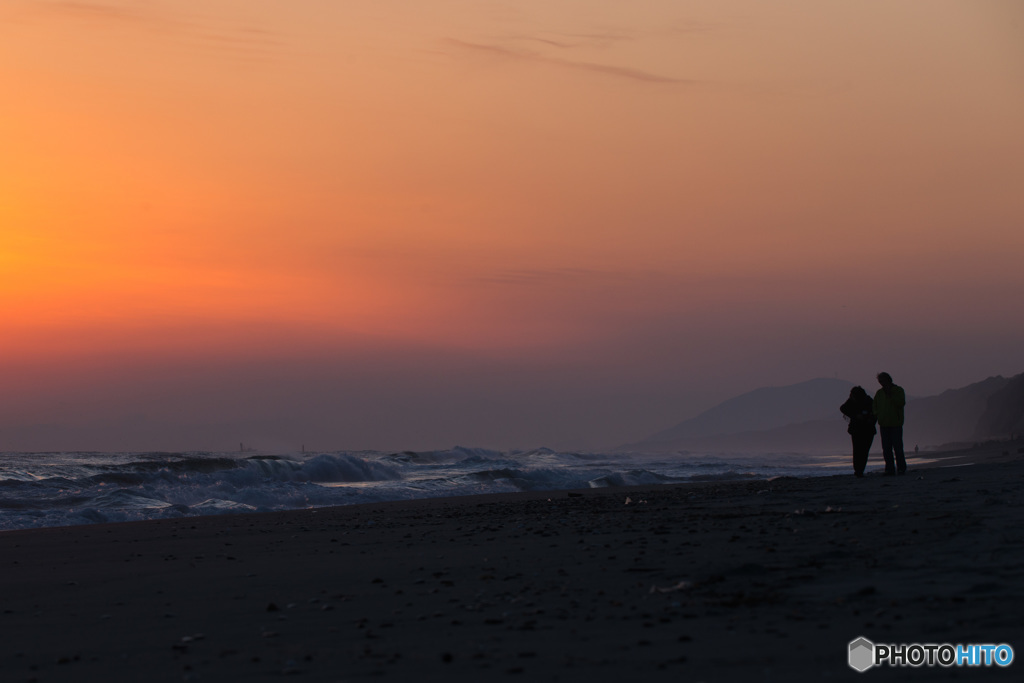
left=0, top=448, right=850, bottom=530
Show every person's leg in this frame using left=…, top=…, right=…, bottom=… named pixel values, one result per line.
left=852, top=434, right=869, bottom=476
left=880, top=427, right=896, bottom=475
left=863, top=433, right=874, bottom=474
left=893, top=426, right=906, bottom=474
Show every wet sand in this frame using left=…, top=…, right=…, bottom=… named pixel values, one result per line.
left=2, top=443, right=1022, bottom=682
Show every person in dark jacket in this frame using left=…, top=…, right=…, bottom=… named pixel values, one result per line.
left=873, top=372, right=907, bottom=475
left=840, top=386, right=877, bottom=477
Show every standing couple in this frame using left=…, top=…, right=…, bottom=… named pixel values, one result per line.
left=840, top=372, right=906, bottom=477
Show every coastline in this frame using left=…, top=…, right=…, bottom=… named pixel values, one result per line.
left=1, top=447, right=1022, bottom=681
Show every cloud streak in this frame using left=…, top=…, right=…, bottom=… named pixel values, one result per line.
left=30, top=1, right=180, bottom=29
left=24, top=1, right=283, bottom=59
left=471, top=266, right=644, bottom=288
left=446, top=38, right=691, bottom=85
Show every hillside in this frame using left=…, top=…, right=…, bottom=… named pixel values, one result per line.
left=620, top=378, right=852, bottom=451
left=622, top=373, right=1023, bottom=454
left=975, top=373, right=1024, bottom=439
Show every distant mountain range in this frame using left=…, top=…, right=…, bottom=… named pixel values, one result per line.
left=619, top=373, right=1024, bottom=454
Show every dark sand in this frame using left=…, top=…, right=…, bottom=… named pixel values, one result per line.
left=2, top=443, right=1023, bottom=682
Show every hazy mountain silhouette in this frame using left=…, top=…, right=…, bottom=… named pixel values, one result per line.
left=974, top=373, right=1024, bottom=439
left=618, top=378, right=853, bottom=452
left=905, top=375, right=1011, bottom=446
left=622, top=373, right=1023, bottom=454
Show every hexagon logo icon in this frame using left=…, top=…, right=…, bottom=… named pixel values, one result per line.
left=849, top=637, right=875, bottom=672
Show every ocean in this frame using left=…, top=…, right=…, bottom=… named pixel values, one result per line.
left=0, top=447, right=852, bottom=531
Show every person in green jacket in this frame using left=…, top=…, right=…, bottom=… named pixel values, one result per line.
left=873, top=372, right=906, bottom=475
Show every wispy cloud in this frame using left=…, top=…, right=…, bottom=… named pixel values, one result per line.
left=472, top=267, right=646, bottom=288
left=519, top=31, right=633, bottom=50
left=445, top=38, right=691, bottom=85
left=30, top=1, right=180, bottom=29
left=22, top=1, right=284, bottom=60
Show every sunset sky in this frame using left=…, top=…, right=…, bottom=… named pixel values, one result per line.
left=2, top=0, right=1023, bottom=452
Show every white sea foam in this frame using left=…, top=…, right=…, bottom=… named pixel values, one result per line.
left=0, top=448, right=850, bottom=531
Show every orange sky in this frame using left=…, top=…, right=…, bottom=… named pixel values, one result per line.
left=2, top=1, right=1023, bottom=450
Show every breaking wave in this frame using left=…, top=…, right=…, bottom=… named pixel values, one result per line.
left=0, top=448, right=843, bottom=530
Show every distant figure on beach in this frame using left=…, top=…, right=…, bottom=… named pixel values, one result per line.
left=873, top=372, right=907, bottom=475
left=840, top=386, right=876, bottom=477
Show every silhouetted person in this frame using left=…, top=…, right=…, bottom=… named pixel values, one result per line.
left=840, top=386, right=876, bottom=477
left=873, top=372, right=906, bottom=475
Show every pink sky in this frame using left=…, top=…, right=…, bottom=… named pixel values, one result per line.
left=2, top=1, right=1023, bottom=451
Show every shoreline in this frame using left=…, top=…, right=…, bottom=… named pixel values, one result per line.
left=4, top=437, right=1022, bottom=536
left=1, top=447, right=1021, bottom=681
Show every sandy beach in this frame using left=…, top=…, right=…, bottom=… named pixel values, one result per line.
left=2, top=442, right=1022, bottom=682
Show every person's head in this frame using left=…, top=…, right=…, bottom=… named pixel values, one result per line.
left=877, top=372, right=893, bottom=388
left=850, top=386, right=868, bottom=400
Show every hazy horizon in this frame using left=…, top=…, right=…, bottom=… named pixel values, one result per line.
left=3, top=1, right=1023, bottom=452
